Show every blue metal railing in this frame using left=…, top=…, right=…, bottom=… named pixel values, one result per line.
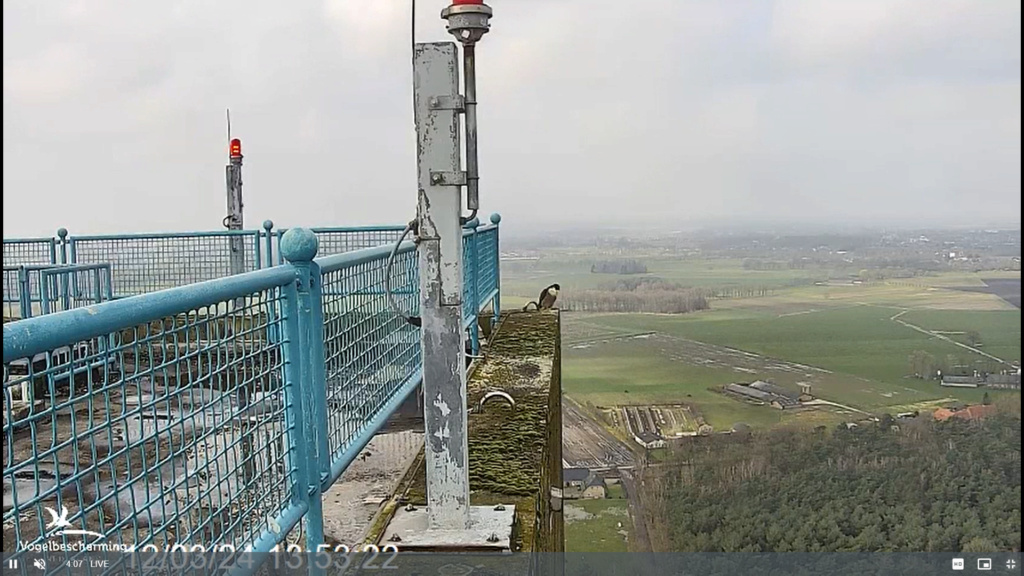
left=3, top=263, right=115, bottom=321
left=2, top=223, right=407, bottom=299
left=1, top=237, right=58, bottom=267
left=2, top=214, right=502, bottom=571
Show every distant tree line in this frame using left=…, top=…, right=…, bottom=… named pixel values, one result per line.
left=858, top=267, right=934, bottom=281
left=640, top=409, right=1021, bottom=552
left=742, top=259, right=790, bottom=271
left=590, top=259, right=648, bottom=275
left=562, top=277, right=709, bottom=314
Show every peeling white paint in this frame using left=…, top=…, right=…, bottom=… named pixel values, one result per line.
left=433, top=396, right=451, bottom=417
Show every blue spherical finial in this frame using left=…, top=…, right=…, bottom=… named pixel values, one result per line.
left=279, top=228, right=318, bottom=262
left=57, top=228, right=68, bottom=238
left=263, top=220, right=274, bottom=231
left=489, top=213, right=501, bottom=225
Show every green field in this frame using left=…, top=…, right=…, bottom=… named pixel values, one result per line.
left=515, top=257, right=1021, bottom=429
left=564, top=338, right=785, bottom=429
left=564, top=498, right=631, bottom=553
left=900, top=309, right=1021, bottom=364
left=584, top=306, right=969, bottom=386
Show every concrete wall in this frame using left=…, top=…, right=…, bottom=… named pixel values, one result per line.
left=531, top=309, right=564, bottom=576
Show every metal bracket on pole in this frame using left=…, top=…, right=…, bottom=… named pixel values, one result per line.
left=430, top=171, right=468, bottom=186
left=429, top=95, right=466, bottom=112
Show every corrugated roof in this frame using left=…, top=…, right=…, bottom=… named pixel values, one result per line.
left=725, top=383, right=775, bottom=402
left=749, top=381, right=800, bottom=400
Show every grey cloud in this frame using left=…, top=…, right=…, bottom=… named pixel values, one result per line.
left=3, top=0, right=1020, bottom=237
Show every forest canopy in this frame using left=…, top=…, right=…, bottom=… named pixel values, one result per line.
left=651, top=414, right=1021, bottom=553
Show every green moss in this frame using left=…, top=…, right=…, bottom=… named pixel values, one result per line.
left=364, top=499, right=399, bottom=545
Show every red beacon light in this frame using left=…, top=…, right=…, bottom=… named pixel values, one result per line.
left=229, top=138, right=242, bottom=158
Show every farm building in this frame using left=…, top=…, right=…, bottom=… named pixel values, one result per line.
left=724, top=383, right=775, bottom=402
left=562, top=468, right=607, bottom=500
left=798, top=383, right=815, bottom=402
left=941, top=375, right=981, bottom=388
left=634, top=431, right=667, bottom=450
left=749, top=380, right=800, bottom=402
left=985, top=373, right=1021, bottom=389
left=726, top=381, right=800, bottom=409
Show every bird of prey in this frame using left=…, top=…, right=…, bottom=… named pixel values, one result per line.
left=523, top=283, right=560, bottom=311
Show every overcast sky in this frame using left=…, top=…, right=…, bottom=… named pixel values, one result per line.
left=3, top=0, right=1020, bottom=237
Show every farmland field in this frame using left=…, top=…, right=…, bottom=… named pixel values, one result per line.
left=564, top=497, right=631, bottom=553
left=900, top=309, right=1021, bottom=364
left=503, top=256, right=1021, bottom=431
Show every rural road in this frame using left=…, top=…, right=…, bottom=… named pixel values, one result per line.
left=802, top=398, right=872, bottom=416
left=890, top=310, right=1016, bottom=368
left=619, top=469, right=653, bottom=553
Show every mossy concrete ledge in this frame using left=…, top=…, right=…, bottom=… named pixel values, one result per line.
left=373, top=310, right=564, bottom=561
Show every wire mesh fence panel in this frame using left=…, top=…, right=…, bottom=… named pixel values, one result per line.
left=2, top=239, right=57, bottom=267
left=69, top=233, right=260, bottom=298
left=2, top=266, right=54, bottom=321
left=462, top=231, right=478, bottom=328
left=476, top=226, right=499, bottom=305
left=318, top=244, right=420, bottom=483
left=273, top=228, right=407, bottom=264
left=3, top=267, right=25, bottom=322
left=40, top=264, right=114, bottom=315
left=313, top=228, right=406, bottom=259
left=3, top=268, right=308, bottom=571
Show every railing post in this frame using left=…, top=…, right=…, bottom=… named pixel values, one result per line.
left=279, top=228, right=326, bottom=561
left=17, top=266, right=31, bottom=320
left=41, top=270, right=52, bottom=315
left=263, top=220, right=276, bottom=269
left=57, top=228, right=69, bottom=265
left=490, top=213, right=502, bottom=330
left=307, top=258, right=331, bottom=495
left=263, top=221, right=280, bottom=346
left=56, top=228, right=71, bottom=311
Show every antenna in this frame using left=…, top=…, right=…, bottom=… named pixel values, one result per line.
left=226, top=108, right=232, bottom=145
left=411, top=0, right=417, bottom=126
